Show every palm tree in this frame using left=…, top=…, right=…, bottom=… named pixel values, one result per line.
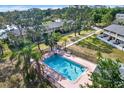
left=26, top=27, right=41, bottom=43
left=61, top=37, right=68, bottom=51
left=14, top=19, right=24, bottom=39
left=31, top=15, right=46, bottom=54
left=10, top=41, right=43, bottom=86
left=26, top=29, right=35, bottom=43
left=15, top=45, right=33, bottom=86
left=62, top=22, right=69, bottom=33
left=0, top=16, right=6, bottom=29
left=31, top=51, right=44, bottom=80
left=7, top=32, right=18, bottom=48
left=72, top=22, right=77, bottom=37
left=0, top=40, right=4, bottom=56
left=47, top=34, right=55, bottom=51
left=35, top=30, right=43, bottom=54
left=9, top=52, right=16, bottom=65
left=43, top=32, right=61, bottom=51
left=96, top=48, right=103, bottom=61
left=0, top=40, right=4, bottom=63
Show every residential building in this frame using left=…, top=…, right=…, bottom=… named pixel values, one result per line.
left=97, top=24, right=124, bottom=51
left=0, top=19, right=75, bottom=40
left=89, top=5, right=106, bottom=8
left=116, top=13, right=124, bottom=20
left=44, top=19, right=75, bottom=34
left=0, top=29, right=7, bottom=39
left=0, top=25, right=26, bottom=39
left=69, top=5, right=82, bottom=9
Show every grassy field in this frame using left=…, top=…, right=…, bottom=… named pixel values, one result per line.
left=32, top=43, right=49, bottom=51
left=59, top=29, right=94, bottom=45
left=74, top=35, right=124, bottom=63
left=2, top=42, right=49, bottom=61
left=1, top=43, right=12, bottom=61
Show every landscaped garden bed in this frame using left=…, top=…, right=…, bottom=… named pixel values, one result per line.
left=68, top=35, right=124, bottom=63
left=77, top=35, right=113, bottom=53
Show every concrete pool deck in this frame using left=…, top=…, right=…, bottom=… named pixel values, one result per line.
left=41, top=52, right=97, bottom=88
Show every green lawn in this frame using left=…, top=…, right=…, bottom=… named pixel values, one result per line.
left=2, top=43, right=12, bottom=61
left=32, top=43, right=49, bottom=51
left=77, top=35, right=113, bottom=53
left=75, top=35, right=124, bottom=63
left=1, top=42, right=49, bottom=62
left=59, top=29, right=94, bottom=44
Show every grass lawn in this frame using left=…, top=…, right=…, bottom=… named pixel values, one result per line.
left=70, top=35, right=124, bottom=63
left=95, top=23, right=106, bottom=27
left=32, top=43, right=49, bottom=51
left=2, top=42, right=49, bottom=61
left=2, top=43, right=12, bottom=61
left=59, top=29, right=94, bottom=45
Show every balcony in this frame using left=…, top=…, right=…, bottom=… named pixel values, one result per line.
left=117, top=36, right=124, bottom=42
left=103, top=31, right=124, bottom=42
left=104, top=31, right=117, bottom=37
left=97, top=35, right=124, bottom=51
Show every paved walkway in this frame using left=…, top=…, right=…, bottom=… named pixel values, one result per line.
left=65, top=32, right=95, bottom=48
left=63, top=30, right=99, bottom=48
left=63, top=27, right=102, bottom=48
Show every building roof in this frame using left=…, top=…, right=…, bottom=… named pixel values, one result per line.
left=44, top=19, right=75, bottom=31
left=0, top=29, right=6, bottom=35
left=0, top=29, right=7, bottom=39
left=116, top=13, right=124, bottom=16
left=104, top=24, right=124, bottom=36
left=46, top=21, right=64, bottom=30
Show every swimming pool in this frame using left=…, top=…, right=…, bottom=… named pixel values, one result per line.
left=44, top=54, right=86, bottom=81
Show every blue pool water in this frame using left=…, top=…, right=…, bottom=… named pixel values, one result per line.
left=44, top=54, right=86, bottom=81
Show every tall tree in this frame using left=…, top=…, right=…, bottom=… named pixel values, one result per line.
left=43, top=32, right=61, bottom=51
left=0, top=16, right=6, bottom=29
left=85, top=58, right=124, bottom=88
left=10, top=41, right=43, bottom=87
left=102, top=12, right=113, bottom=26
left=60, top=37, right=68, bottom=51
left=0, top=40, right=4, bottom=56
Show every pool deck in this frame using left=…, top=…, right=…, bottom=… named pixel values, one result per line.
left=41, top=52, right=97, bottom=88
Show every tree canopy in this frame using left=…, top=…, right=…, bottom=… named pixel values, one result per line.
left=86, top=58, right=124, bottom=88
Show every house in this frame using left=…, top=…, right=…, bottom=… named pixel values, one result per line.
left=44, top=19, right=75, bottom=34
left=97, top=24, right=124, bottom=51
left=116, top=13, right=124, bottom=20
left=54, top=19, right=62, bottom=22
left=0, top=29, right=7, bottom=39
left=0, top=25, right=26, bottom=39
left=0, top=19, right=75, bottom=40
left=46, top=21, right=64, bottom=30
left=69, top=5, right=82, bottom=9
left=113, top=13, right=124, bottom=25
left=89, top=5, right=106, bottom=9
